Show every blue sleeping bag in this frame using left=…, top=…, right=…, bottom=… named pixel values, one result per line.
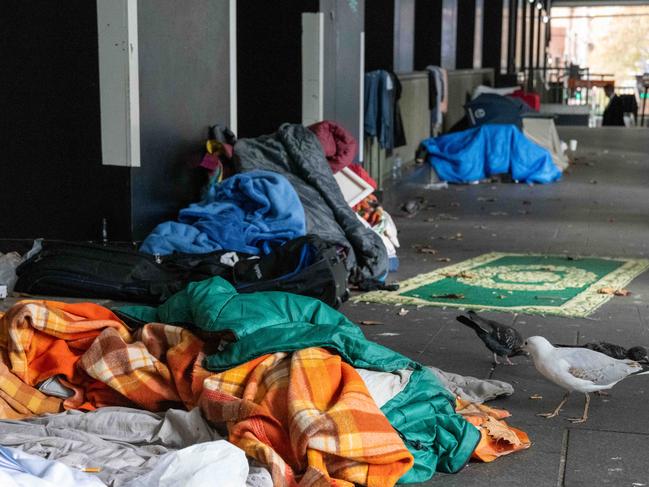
left=420, top=124, right=561, bottom=184
left=140, top=170, right=306, bottom=255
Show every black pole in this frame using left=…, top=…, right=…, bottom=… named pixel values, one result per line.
left=536, top=10, right=542, bottom=70
left=642, top=86, right=648, bottom=127
left=528, top=3, right=536, bottom=91
left=520, top=0, right=526, bottom=74
left=508, top=0, right=518, bottom=75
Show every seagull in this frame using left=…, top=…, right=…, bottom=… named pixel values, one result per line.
left=554, top=341, right=649, bottom=363
left=456, top=311, right=525, bottom=365
left=523, top=336, right=649, bottom=423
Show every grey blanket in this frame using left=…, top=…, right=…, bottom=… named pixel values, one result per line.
left=234, top=124, right=388, bottom=285
left=0, top=407, right=271, bottom=487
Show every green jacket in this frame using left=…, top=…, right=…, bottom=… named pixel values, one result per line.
left=120, top=277, right=479, bottom=483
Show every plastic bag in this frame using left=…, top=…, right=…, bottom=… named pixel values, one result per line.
left=0, top=239, right=43, bottom=296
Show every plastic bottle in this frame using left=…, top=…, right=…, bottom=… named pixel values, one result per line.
left=392, top=156, right=403, bottom=180
left=101, top=218, right=108, bottom=245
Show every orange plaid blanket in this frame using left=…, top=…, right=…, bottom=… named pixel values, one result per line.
left=0, top=300, right=133, bottom=415
left=0, top=300, right=531, bottom=484
left=199, top=348, right=414, bottom=486
left=0, top=300, right=413, bottom=487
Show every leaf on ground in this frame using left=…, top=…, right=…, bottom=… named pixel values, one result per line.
left=398, top=308, right=409, bottom=316
left=436, top=257, right=451, bottom=262
left=414, top=245, right=438, bottom=255
left=436, top=213, right=459, bottom=221
left=598, top=287, right=631, bottom=296
left=360, top=320, right=384, bottom=326
left=431, top=293, right=465, bottom=299
left=484, top=416, right=523, bottom=446
left=443, top=271, right=476, bottom=279
left=529, top=394, right=543, bottom=400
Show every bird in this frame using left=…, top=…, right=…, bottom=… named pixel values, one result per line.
left=523, top=336, right=649, bottom=423
left=400, top=197, right=424, bottom=216
left=553, top=341, right=649, bottom=364
left=628, top=346, right=649, bottom=364
left=456, top=311, right=525, bottom=365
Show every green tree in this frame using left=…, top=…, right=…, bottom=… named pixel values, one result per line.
left=587, top=9, right=649, bottom=85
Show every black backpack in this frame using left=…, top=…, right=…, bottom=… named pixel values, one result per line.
left=15, top=236, right=349, bottom=308
left=233, top=235, right=349, bottom=308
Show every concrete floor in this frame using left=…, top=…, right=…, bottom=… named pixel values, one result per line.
left=2, top=127, right=647, bottom=485
left=341, top=127, right=649, bottom=486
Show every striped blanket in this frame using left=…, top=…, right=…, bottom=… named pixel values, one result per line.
left=0, top=300, right=530, bottom=484
left=0, top=300, right=412, bottom=486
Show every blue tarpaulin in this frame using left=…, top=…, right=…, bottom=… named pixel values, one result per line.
left=420, top=124, right=562, bottom=184
left=140, top=170, right=307, bottom=256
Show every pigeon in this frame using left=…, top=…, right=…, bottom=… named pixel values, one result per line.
left=401, top=198, right=424, bottom=216
left=554, top=341, right=649, bottom=364
left=523, top=336, right=649, bottom=423
left=456, top=311, right=525, bottom=365
left=628, top=346, right=649, bottom=364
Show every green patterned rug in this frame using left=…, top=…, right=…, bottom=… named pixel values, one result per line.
left=355, top=253, right=649, bottom=317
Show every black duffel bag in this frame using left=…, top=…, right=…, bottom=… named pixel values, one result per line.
left=15, top=236, right=349, bottom=307
left=14, top=241, right=234, bottom=304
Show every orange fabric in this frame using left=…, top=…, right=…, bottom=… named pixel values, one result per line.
left=81, top=327, right=413, bottom=486
left=354, top=194, right=384, bottom=226
left=0, top=300, right=133, bottom=410
left=0, top=359, right=63, bottom=419
left=200, top=348, right=414, bottom=487
left=456, top=399, right=531, bottom=462
left=0, top=299, right=533, bottom=484
left=0, top=300, right=413, bottom=487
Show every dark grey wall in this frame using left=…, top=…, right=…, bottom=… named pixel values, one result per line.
left=321, top=0, right=365, bottom=144
left=132, top=0, right=232, bottom=239
left=365, top=0, right=395, bottom=72
left=0, top=0, right=132, bottom=241
left=455, top=0, right=476, bottom=69
left=483, top=0, right=505, bottom=71
left=0, top=0, right=232, bottom=242
left=414, top=0, right=443, bottom=69
left=237, top=1, right=318, bottom=138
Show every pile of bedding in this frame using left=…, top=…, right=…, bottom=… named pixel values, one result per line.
left=140, top=123, right=388, bottom=289
left=0, top=277, right=530, bottom=486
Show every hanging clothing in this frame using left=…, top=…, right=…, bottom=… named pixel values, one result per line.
left=388, top=71, right=407, bottom=148
left=426, top=66, right=448, bottom=133
left=364, top=70, right=406, bottom=151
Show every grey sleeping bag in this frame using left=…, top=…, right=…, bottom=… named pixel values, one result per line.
left=234, top=124, right=388, bottom=285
